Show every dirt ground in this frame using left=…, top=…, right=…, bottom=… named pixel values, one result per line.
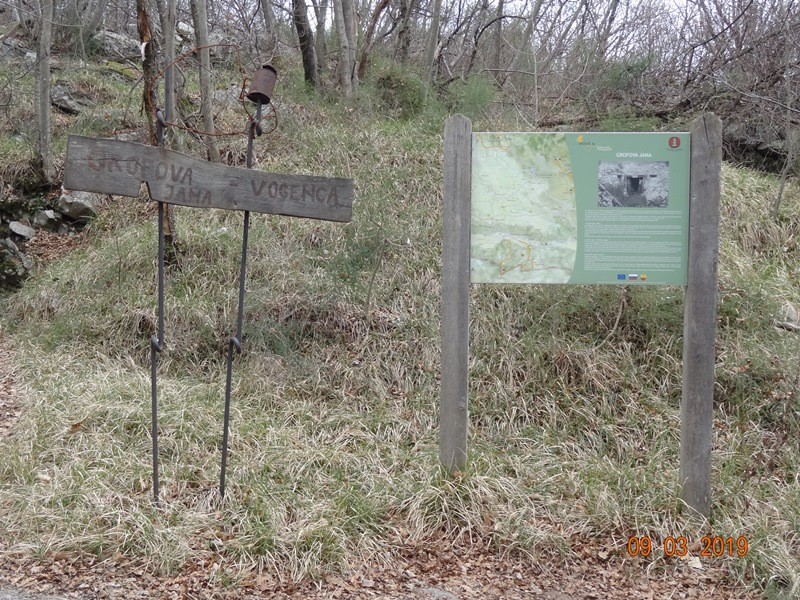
left=0, top=339, right=763, bottom=600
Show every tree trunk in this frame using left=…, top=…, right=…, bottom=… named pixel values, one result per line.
left=597, top=0, right=620, bottom=60
left=773, top=12, right=796, bottom=219
left=342, top=0, right=357, bottom=89
left=333, top=0, right=356, bottom=94
left=423, top=0, right=442, bottom=81
left=85, top=0, right=110, bottom=41
left=138, top=0, right=158, bottom=146
left=259, top=0, right=278, bottom=55
left=190, top=0, right=220, bottom=162
left=15, top=0, right=33, bottom=37
left=357, top=0, right=390, bottom=79
left=157, top=0, right=176, bottom=126
left=35, top=0, right=55, bottom=184
left=68, top=0, right=110, bottom=54
left=293, top=0, right=319, bottom=87
left=506, top=0, right=543, bottom=75
left=140, top=0, right=177, bottom=244
left=395, top=0, right=417, bottom=64
left=491, top=0, right=504, bottom=81
left=310, top=0, right=328, bottom=74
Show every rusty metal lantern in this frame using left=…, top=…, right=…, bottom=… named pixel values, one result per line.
left=247, top=65, right=277, bottom=105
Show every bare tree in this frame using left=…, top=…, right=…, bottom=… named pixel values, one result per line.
left=138, top=0, right=178, bottom=244
left=259, top=0, right=278, bottom=55
left=342, top=0, right=357, bottom=88
left=423, top=0, right=442, bottom=80
left=157, top=0, right=177, bottom=143
left=190, top=0, right=220, bottom=162
left=35, top=0, right=55, bottom=184
left=490, top=0, right=503, bottom=79
left=357, top=0, right=391, bottom=78
left=293, top=0, right=319, bottom=87
left=333, top=0, right=355, bottom=94
left=310, top=0, right=328, bottom=73
left=394, top=0, right=417, bottom=63
left=67, top=0, right=109, bottom=55
left=773, top=8, right=797, bottom=218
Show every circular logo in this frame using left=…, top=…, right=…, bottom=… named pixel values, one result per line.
left=668, top=136, right=681, bottom=149
left=576, top=135, right=584, bottom=143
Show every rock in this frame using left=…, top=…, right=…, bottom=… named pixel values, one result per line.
left=58, top=191, right=97, bottom=220
left=8, top=221, right=35, bottom=239
left=176, top=21, right=194, bottom=40
left=2, top=238, right=31, bottom=269
left=0, top=37, right=34, bottom=63
left=91, top=30, right=140, bottom=59
left=781, top=301, right=800, bottom=324
left=51, top=84, right=94, bottom=115
left=1, top=237, right=32, bottom=289
left=208, top=30, right=227, bottom=49
left=213, top=84, right=244, bottom=108
left=34, top=210, right=61, bottom=229
left=175, top=23, right=231, bottom=59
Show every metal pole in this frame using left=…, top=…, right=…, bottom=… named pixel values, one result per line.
left=150, top=110, right=169, bottom=504
left=220, top=100, right=262, bottom=499
left=150, top=110, right=167, bottom=504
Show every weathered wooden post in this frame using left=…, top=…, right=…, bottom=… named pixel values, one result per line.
left=680, top=113, right=723, bottom=519
left=440, top=114, right=471, bottom=473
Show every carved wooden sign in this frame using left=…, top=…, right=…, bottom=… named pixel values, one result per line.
left=64, top=135, right=354, bottom=222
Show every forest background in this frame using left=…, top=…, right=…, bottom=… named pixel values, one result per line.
left=0, top=0, right=799, bottom=598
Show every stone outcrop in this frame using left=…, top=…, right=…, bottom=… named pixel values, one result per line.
left=0, top=237, right=32, bottom=289
left=91, top=30, right=140, bottom=59
left=58, top=191, right=98, bottom=220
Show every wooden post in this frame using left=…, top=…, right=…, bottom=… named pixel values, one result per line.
left=440, top=115, right=471, bottom=473
left=680, top=113, right=723, bottom=519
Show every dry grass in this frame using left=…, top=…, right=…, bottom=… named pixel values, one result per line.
left=1, top=60, right=799, bottom=598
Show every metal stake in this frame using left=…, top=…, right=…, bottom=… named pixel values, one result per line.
left=150, top=110, right=167, bottom=504
left=220, top=100, right=262, bottom=499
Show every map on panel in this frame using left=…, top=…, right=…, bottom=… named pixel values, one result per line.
left=470, top=131, right=691, bottom=285
left=471, top=133, right=577, bottom=283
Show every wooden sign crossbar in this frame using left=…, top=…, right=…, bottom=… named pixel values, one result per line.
left=64, top=135, right=354, bottom=222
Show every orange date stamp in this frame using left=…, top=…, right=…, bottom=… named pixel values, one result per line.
left=626, top=535, right=749, bottom=558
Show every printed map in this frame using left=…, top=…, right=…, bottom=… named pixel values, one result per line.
left=471, top=133, right=578, bottom=283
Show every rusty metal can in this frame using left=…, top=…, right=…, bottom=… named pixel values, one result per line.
left=247, top=65, right=277, bottom=104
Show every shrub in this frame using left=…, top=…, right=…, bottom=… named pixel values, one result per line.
left=375, top=66, right=429, bottom=119
left=446, top=73, right=497, bottom=120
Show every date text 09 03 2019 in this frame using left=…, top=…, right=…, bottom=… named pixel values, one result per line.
left=626, top=536, right=749, bottom=558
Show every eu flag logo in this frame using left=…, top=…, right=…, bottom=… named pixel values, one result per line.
left=617, top=274, right=626, bottom=280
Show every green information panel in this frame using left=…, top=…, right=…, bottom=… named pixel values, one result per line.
left=471, top=132, right=690, bottom=285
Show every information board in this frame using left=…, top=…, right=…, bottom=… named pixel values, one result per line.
left=471, top=132, right=690, bottom=285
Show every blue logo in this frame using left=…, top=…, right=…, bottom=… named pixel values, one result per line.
left=617, top=274, right=626, bottom=280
